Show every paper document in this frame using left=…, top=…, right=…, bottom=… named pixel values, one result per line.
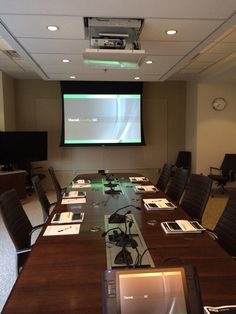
left=204, top=305, right=236, bottom=313
left=72, top=183, right=91, bottom=188
left=51, top=212, right=84, bottom=224
left=63, top=191, right=86, bottom=198
left=129, top=176, right=149, bottom=183
left=134, top=185, right=158, bottom=193
left=143, top=198, right=176, bottom=210
left=161, top=220, right=205, bottom=234
left=61, top=197, right=86, bottom=205
left=43, top=224, right=81, bottom=236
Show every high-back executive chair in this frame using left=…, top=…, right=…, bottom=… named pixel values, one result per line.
left=213, top=194, right=236, bottom=258
left=180, top=174, right=212, bottom=221
left=15, top=161, right=46, bottom=196
left=0, top=189, right=43, bottom=273
left=166, top=168, right=189, bottom=204
left=156, top=163, right=172, bottom=192
left=171, top=151, right=192, bottom=177
left=208, top=153, right=236, bottom=196
left=48, top=166, right=65, bottom=203
left=32, top=176, right=56, bottom=222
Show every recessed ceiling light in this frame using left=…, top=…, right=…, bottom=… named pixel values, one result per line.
left=70, top=75, right=76, bottom=79
left=47, top=25, right=59, bottom=31
left=146, top=60, right=153, bottom=64
left=134, top=76, right=140, bottom=80
left=62, top=59, right=70, bottom=63
left=166, top=29, right=177, bottom=35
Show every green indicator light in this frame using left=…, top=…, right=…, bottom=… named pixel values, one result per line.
left=84, top=59, right=138, bottom=69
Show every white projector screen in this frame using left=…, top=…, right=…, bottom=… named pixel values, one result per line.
left=62, top=93, right=144, bottom=145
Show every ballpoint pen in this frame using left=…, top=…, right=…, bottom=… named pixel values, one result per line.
left=58, top=226, right=72, bottom=232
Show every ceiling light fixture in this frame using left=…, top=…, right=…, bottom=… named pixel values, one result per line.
left=70, top=75, right=76, bottom=79
left=62, top=59, right=70, bottom=63
left=146, top=60, right=153, bottom=64
left=166, top=29, right=177, bottom=35
left=134, top=76, right=140, bottom=80
left=47, top=25, right=59, bottom=31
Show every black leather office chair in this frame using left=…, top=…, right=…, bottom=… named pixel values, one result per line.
left=208, top=154, right=236, bottom=196
left=212, top=194, right=236, bottom=258
left=171, top=151, right=192, bottom=177
left=166, top=168, right=189, bottom=204
left=32, top=176, right=56, bottom=222
left=15, top=161, right=46, bottom=195
left=48, top=166, right=65, bottom=203
left=180, top=174, right=212, bottom=221
left=0, top=189, right=43, bottom=273
left=156, top=163, right=172, bottom=192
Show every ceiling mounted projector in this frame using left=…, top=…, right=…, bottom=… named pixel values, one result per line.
left=83, top=48, right=145, bottom=69
left=83, top=17, right=145, bottom=69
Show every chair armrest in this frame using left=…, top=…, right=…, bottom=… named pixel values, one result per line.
left=205, top=228, right=218, bottom=240
left=29, top=223, right=44, bottom=236
left=209, top=167, right=222, bottom=175
left=16, top=247, right=32, bottom=254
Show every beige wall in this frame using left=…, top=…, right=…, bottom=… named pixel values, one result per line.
left=2, top=73, right=15, bottom=131
left=0, top=72, right=16, bottom=131
left=186, top=81, right=236, bottom=175
left=14, top=79, right=186, bottom=187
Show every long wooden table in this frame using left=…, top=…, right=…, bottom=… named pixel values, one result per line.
left=2, top=174, right=236, bottom=313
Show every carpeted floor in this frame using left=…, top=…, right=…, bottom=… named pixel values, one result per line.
left=0, top=186, right=232, bottom=312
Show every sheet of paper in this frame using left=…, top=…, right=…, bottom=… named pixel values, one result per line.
left=129, top=176, right=149, bottom=182
left=72, top=183, right=91, bottom=188
left=43, top=224, right=81, bottom=236
left=61, top=197, right=86, bottom=204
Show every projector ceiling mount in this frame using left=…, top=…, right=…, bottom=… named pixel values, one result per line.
left=83, top=17, right=145, bottom=69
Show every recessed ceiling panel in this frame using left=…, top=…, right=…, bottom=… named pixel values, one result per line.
left=0, top=0, right=235, bottom=19
left=140, top=19, right=223, bottom=41
left=18, top=38, right=89, bottom=54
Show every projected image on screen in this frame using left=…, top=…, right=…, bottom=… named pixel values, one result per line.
left=118, top=271, right=187, bottom=314
left=63, top=94, right=141, bottom=144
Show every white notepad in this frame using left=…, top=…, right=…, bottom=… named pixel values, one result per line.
left=129, top=176, right=149, bottom=183
left=43, top=224, right=81, bottom=236
left=61, top=197, right=86, bottom=205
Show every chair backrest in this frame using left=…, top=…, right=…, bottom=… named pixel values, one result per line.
left=180, top=174, right=212, bottom=221
left=32, top=176, right=51, bottom=221
left=175, top=151, right=192, bottom=170
left=156, top=163, right=172, bottom=192
left=48, top=166, right=62, bottom=202
left=0, top=189, right=32, bottom=250
left=221, top=154, right=236, bottom=178
left=214, top=195, right=236, bottom=257
left=166, top=168, right=189, bottom=204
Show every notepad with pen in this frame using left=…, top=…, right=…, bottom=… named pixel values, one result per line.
left=43, top=224, right=81, bottom=236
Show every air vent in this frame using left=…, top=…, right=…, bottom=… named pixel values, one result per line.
left=4, top=50, right=21, bottom=59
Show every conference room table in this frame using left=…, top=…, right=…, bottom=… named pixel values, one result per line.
left=2, top=173, right=236, bottom=313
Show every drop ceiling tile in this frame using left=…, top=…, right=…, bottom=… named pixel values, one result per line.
left=222, top=29, right=236, bottom=42
left=208, top=42, right=236, bottom=53
left=0, top=0, right=235, bottom=19
left=0, top=15, right=85, bottom=39
left=18, top=38, right=89, bottom=54
left=31, top=53, right=82, bottom=65
left=140, top=40, right=198, bottom=55
left=195, top=52, right=227, bottom=62
left=140, top=19, right=223, bottom=41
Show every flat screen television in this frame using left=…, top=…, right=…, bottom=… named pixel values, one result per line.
left=60, top=81, right=145, bottom=146
left=0, top=131, right=47, bottom=169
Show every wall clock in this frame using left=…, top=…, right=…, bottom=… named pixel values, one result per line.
left=212, top=97, right=227, bottom=111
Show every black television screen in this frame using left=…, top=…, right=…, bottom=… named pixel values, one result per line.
left=60, top=81, right=145, bottom=146
left=0, top=131, right=48, bottom=165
